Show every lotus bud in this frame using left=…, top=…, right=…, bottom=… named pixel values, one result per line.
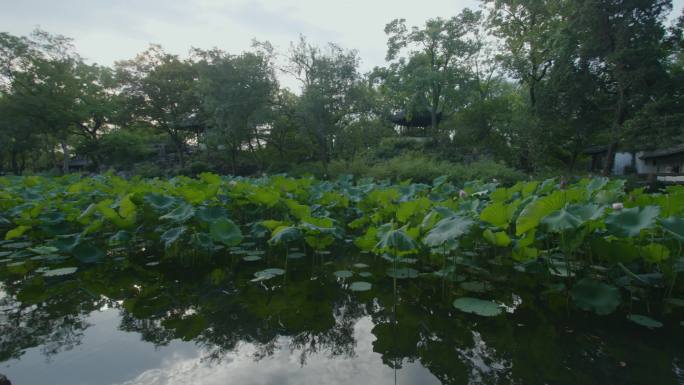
left=612, top=202, right=624, bottom=210
left=459, top=190, right=468, bottom=199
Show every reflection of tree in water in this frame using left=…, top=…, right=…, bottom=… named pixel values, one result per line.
left=0, top=258, right=368, bottom=367
left=1, top=256, right=682, bottom=385
left=0, top=276, right=107, bottom=361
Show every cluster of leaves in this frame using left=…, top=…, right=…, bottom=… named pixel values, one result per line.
left=0, top=174, right=683, bottom=326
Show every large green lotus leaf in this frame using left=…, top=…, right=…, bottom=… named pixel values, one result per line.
left=542, top=207, right=584, bottom=232
left=196, top=206, right=228, bottom=223
left=627, top=314, right=663, bottom=329
left=589, top=237, right=639, bottom=263
left=396, top=197, right=431, bottom=223
left=249, top=189, right=280, bottom=207
left=453, top=297, right=502, bottom=317
left=161, top=226, right=186, bottom=249
left=210, top=218, right=243, bottom=247
left=145, top=193, right=176, bottom=211
left=482, top=229, right=511, bottom=247
left=268, top=226, right=302, bottom=245
left=52, top=234, right=81, bottom=253
left=571, top=278, right=621, bottom=315
left=641, top=243, right=670, bottom=263
left=586, top=177, right=609, bottom=193
left=354, top=227, right=377, bottom=251
left=605, top=206, right=660, bottom=238
left=284, top=199, right=311, bottom=219
left=5, top=225, right=31, bottom=240
left=349, top=281, right=372, bottom=292
left=73, top=242, right=105, bottom=263
left=567, top=203, right=605, bottom=221
left=515, top=190, right=584, bottom=236
left=424, top=215, right=474, bottom=247
left=659, top=217, right=684, bottom=242
left=480, top=200, right=520, bottom=228
left=108, top=230, right=131, bottom=246
left=377, top=228, right=417, bottom=252
left=160, top=204, right=195, bottom=223
left=190, top=232, right=214, bottom=250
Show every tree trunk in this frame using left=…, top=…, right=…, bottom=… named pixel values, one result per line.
left=602, top=84, right=626, bottom=176
left=11, top=147, right=19, bottom=175
left=61, top=141, right=70, bottom=174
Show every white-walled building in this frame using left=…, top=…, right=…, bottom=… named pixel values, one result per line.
left=586, top=144, right=684, bottom=182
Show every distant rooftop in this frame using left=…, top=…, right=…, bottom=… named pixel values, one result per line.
left=640, top=143, right=684, bottom=159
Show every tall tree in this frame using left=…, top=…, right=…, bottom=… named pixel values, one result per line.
left=574, top=0, right=672, bottom=174
left=381, top=9, right=482, bottom=135
left=288, top=36, right=362, bottom=173
left=116, top=45, right=200, bottom=167
left=195, top=47, right=277, bottom=174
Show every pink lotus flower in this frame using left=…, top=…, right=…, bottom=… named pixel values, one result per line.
left=612, top=202, right=624, bottom=210
left=459, top=190, right=468, bottom=198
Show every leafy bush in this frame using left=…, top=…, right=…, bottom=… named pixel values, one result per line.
left=322, top=153, right=525, bottom=186
left=132, top=162, right=164, bottom=178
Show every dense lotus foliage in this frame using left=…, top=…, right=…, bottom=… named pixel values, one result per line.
left=0, top=173, right=683, bottom=327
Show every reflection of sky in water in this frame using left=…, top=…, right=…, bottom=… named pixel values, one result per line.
left=1, top=309, right=440, bottom=385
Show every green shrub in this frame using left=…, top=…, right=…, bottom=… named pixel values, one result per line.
left=318, top=153, right=526, bottom=186
left=132, top=162, right=164, bottom=178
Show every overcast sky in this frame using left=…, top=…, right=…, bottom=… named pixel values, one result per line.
left=2, top=0, right=682, bottom=91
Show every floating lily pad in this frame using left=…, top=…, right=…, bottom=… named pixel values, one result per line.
left=453, top=297, right=502, bottom=317
left=3, top=242, right=32, bottom=249
left=0, top=251, right=13, bottom=257
left=243, top=255, right=262, bottom=261
left=571, top=278, right=621, bottom=315
left=0, top=258, right=11, bottom=263
left=386, top=267, right=419, bottom=279
left=353, top=263, right=369, bottom=269
left=252, top=268, right=285, bottom=282
left=42, top=267, right=78, bottom=277
left=460, top=281, right=492, bottom=293
left=287, top=252, right=305, bottom=259
left=29, top=246, right=59, bottom=255
left=7, top=261, right=25, bottom=267
left=627, top=314, right=663, bottom=329
left=73, top=242, right=105, bottom=263
left=359, top=271, right=373, bottom=278
left=349, top=281, right=372, bottom=292
left=145, top=261, right=160, bottom=266
left=334, top=270, right=353, bottom=279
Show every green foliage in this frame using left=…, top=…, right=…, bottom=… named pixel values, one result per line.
left=452, top=297, right=502, bottom=317
left=209, top=218, right=242, bottom=247
left=571, top=279, right=621, bottom=316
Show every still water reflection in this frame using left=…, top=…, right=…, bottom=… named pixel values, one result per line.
left=0, top=251, right=682, bottom=385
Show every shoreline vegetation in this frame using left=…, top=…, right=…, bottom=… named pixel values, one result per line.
left=1, top=173, right=682, bottom=327
left=1, top=2, right=683, bottom=179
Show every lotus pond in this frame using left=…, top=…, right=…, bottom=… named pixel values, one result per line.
left=0, top=174, right=683, bottom=384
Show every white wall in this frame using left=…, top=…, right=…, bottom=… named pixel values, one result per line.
left=612, top=152, right=633, bottom=175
